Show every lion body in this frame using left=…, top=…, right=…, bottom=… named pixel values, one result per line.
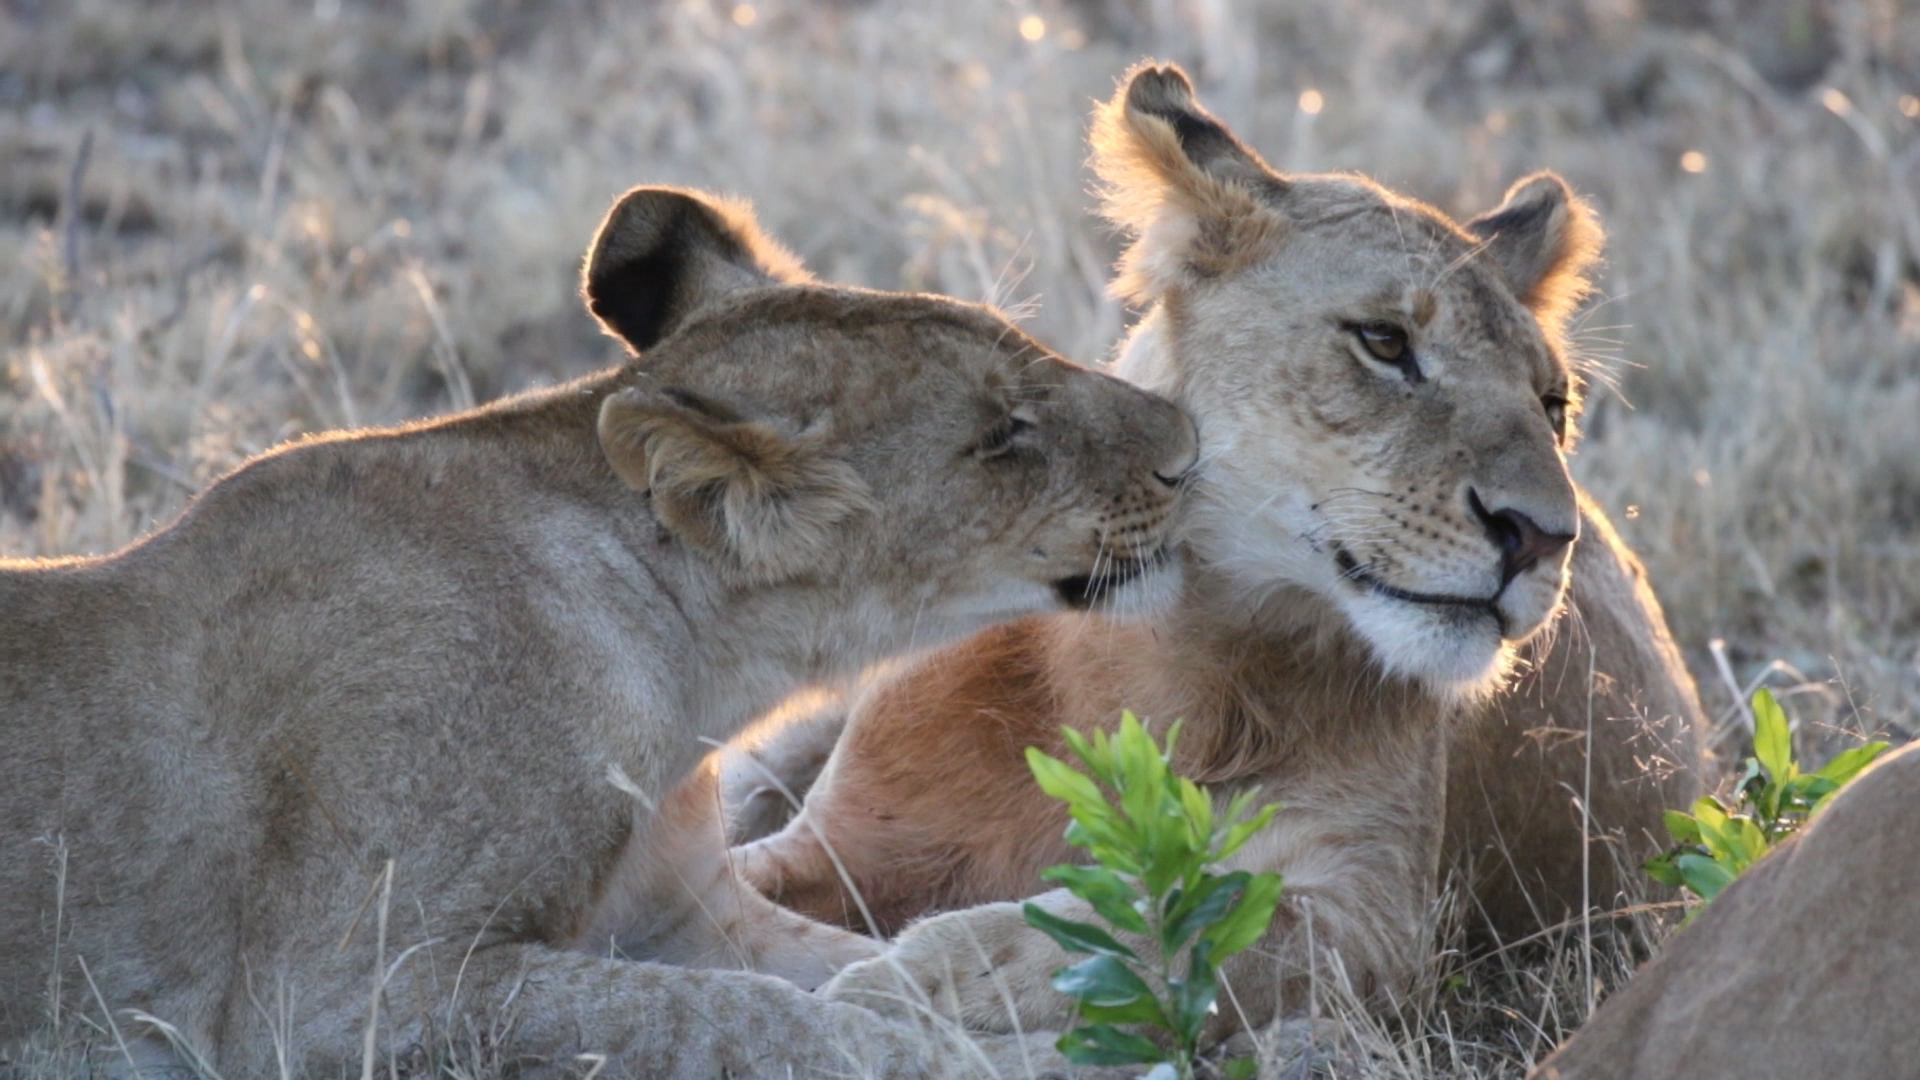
left=0, top=187, right=1197, bottom=1078
left=1532, top=742, right=1920, bottom=1080
left=734, top=66, right=1703, bottom=1036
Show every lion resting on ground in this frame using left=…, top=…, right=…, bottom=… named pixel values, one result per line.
left=0, top=186, right=1199, bottom=1078
left=1532, top=741, right=1920, bottom=1080
left=728, top=65, right=1703, bottom=1036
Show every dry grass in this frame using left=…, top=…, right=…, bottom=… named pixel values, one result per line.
left=5, top=0, right=1917, bottom=1076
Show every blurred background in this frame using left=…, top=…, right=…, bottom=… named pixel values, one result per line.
left=3, top=0, right=1916, bottom=756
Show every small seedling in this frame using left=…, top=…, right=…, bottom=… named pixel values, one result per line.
left=1023, top=711, right=1282, bottom=1080
left=1647, top=687, right=1888, bottom=910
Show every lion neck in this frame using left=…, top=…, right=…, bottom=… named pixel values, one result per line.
left=672, top=583, right=999, bottom=745
left=1084, top=307, right=1467, bottom=781
left=1060, top=565, right=1455, bottom=785
left=443, top=374, right=979, bottom=765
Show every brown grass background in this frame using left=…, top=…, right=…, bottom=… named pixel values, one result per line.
left=3, top=0, right=1917, bottom=1073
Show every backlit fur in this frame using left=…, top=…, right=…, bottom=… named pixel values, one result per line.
left=0, top=186, right=1199, bottom=1078
left=733, top=66, right=1704, bottom=1039
left=1535, top=743, right=1920, bottom=1080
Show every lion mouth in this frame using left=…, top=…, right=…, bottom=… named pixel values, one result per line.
left=1053, top=547, right=1172, bottom=609
left=1333, top=548, right=1508, bottom=637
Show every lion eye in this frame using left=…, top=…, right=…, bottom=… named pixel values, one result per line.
left=1358, top=323, right=1406, bottom=361
left=1542, top=393, right=1569, bottom=444
left=977, top=413, right=1034, bottom=457
left=1347, top=322, right=1422, bottom=383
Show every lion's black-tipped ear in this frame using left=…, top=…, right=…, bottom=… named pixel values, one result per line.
left=1091, top=62, right=1290, bottom=303
left=582, top=187, right=812, bottom=354
left=1466, top=173, right=1603, bottom=334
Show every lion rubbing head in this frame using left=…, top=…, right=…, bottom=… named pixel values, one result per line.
left=578, top=186, right=1199, bottom=634
left=1096, top=64, right=1598, bottom=697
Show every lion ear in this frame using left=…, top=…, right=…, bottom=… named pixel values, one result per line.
left=1466, top=173, right=1604, bottom=335
left=1090, top=61, right=1291, bottom=303
left=597, top=385, right=875, bottom=583
left=581, top=186, right=812, bottom=355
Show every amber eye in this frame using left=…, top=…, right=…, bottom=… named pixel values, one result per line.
left=1542, top=393, right=1569, bottom=444
left=1358, top=323, right=1407, bottom=362
left=1346, top=322, right=1422, bottom=383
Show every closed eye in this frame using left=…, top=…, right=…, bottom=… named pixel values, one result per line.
left=976, top=413, right=1034, bottom=457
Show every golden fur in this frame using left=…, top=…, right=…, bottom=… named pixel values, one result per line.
left=0, top=186, right=1199, bottom=1078
left=1532, top=742, right=1920, bottom=1080
left=728, top=65, right=1703, bottom=1036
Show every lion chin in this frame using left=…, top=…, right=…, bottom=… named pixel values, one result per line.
left=1341, top=591, right=1518, bottom=700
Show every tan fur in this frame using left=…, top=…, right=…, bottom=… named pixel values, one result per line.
left=0, top=185, right=1199, bottom=1078
left=1531, top=742, right=1920, bottom=1080
left=732, top=64, right=1702, bottom=1036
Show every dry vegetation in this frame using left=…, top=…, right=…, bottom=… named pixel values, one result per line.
left=4, top=0, right=1917, bottom=1076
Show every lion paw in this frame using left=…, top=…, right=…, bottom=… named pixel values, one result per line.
left=822, top=901, right=1073, bottom=1033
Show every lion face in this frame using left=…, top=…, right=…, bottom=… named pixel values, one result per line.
left=583, top=188, right=1198, bottom=645
left=1094, top=68, right=1597, bottom=695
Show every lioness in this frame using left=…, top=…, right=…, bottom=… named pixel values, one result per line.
left=1532, top=741, right=1920, bottom=1080
left=731, top=65, right=1703, bottom=1036
left=0, top=186, right=1198, bottom=1078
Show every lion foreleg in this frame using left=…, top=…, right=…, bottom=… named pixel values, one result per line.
left=572, top=758, right=879, bottom=990
left=354, top=942, right=1061, bottom=1080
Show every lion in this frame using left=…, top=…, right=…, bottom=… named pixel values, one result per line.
left=0, top=185, right=1201, bottom=1079
left=723, top=64, right=1704, bottom=1037
left=1531, top=741, right=1919, bottom=1080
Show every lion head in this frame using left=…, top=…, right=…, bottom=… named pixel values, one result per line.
left=1094, top=66, right=1599, bottom=695
left=581, top=187, right=1200, bottom=640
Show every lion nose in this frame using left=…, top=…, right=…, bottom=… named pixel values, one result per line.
left=1468, top=489, right=1576, bottom=588
left=1153, top=412, right=1202, bottom=488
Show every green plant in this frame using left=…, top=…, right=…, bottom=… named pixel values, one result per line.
left=1647, top=688, right=1888, bottom=908
left=1021, top=711, right=1283, bottom=1080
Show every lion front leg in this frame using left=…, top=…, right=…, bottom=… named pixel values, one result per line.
left=823, top=892, right=1079, bottom=1033
left=823, top=879, right=1426, bottom=1040
left=292, top=941, right=1071, bottom=1080
left=826, top=762, right=1442, bottom=1041
left=572, top=757, right=880, bottom=990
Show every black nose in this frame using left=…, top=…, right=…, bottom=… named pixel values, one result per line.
left=1468, top=489, right=1575, bottom=589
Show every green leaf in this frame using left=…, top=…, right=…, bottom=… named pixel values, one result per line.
left=1023, top=902, right=1140, bottom=960
left=1027, top=749, right=1111, bottom=823
left=1690, top=798, right=1734, bottom=859
left=1077, top=998, right=1174, bottom=1028
left=1644, top=851, right=1683, bottom=888
left=1675, top=852, right=1735, bottom=901
left=1055, top=1024, right=1167, bottom=1067
left=1751, top=688, right=1792, bottom=785
left=1723, top=816, right=1767, bottom=872
left=1062, top=822, right=1145, bottom=877
left=1813, top=742, right=1890, bottom=786
left=1223, top=1057, right=1260, bottom=1080
left=1661, top=809, right=1702, bottom=845
left=1811, top=742, right=1890, bottom=814
left=1053, top=955, right=1164, bottom=1022
left=1202, top=871, right=1284, bottom=960
left=1691, top=794, right=1730, bottom=833
left=1178, top=776, right=1215, bottom=851
left=1168, top=945, right=1219, bottom=1044
left=1218, top=801, right=1280, bottom=863
left=1161, top=872, right=1247, bottom=956
left=1782, top=773, right=1830, bottom=804
left=1060, top=724, right=1100, bottom=774
left=1040, top=864, right=1149, bottom=935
